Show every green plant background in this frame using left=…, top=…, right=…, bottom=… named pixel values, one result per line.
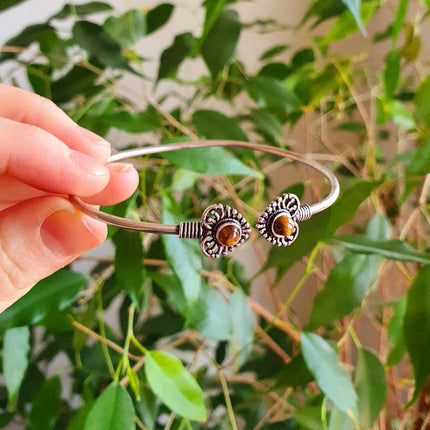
left=0, top=0, right=430, bottom=428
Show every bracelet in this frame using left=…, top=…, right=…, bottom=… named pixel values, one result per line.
left=70, top=140, right=340, bottom=258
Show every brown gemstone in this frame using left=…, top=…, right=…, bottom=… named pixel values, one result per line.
left=273, top=214, right=294, bottom=237
left=217, top=223, right=241, bottom=247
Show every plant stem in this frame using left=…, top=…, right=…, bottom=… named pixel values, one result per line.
left=135, top=416, right=148, bottom=430
left=163, top=412, right=176, bottom=430
left=217, top=366, right=239, bottom=430
left=96, top=287, right=116, bottom=378
left=131, top=334, right=149, bottom=355
left=69, top=319, right=140, bottom=361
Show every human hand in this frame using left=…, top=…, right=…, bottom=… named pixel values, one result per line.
left=0, top=84, right=139, bottom=311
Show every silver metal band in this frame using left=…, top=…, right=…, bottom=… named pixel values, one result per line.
left=70, top=140, right=340, bottom=257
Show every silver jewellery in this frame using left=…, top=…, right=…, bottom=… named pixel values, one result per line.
left=70, top=140, right=340, bottom=258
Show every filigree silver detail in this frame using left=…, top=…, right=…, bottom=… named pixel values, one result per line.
left=200, top=203, right=251, bottom=258
left=256, top=193, right=301, bottom=247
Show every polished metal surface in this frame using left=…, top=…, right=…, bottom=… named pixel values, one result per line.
left=71, top=140, right=340, bottom=241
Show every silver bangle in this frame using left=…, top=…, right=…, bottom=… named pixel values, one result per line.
left=70, top=140, right=340, bottom=258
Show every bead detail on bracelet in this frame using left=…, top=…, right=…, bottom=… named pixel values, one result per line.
left=216, top=222, right=242, bottom=247
left=272, top=212, right=295, bottom=237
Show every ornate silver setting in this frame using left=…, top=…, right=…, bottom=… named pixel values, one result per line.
left=180, top=204, right=250, bottom=258
left=256, top=193, right=300, bottom=247
left=201, top=204, right=251, bottom=258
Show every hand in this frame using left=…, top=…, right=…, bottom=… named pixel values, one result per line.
left=0, top=84, right=139, bottom=311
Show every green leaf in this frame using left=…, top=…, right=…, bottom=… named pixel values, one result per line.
left=249, top=109, right=283, bottom=145
left=273, top=354, right=314, bottom=389
left=195, top=287, right=231, bottom=340
left=199, top=0, right=228, bottom=47
left=162, top=194, right=202, bottom=304
left=145, top=350, right=206, bottom=421
left=0, top=269, right=86, bottom=330
left=301, top=333, right=357, bottom=417
left=161, top=145, right=262, bottom=178
left=341, top=0, right=367, bottom=36
left=52, top=2, right=113, bottom=19
left=246, top=76, right=300, bottom=113
left=384, top=50, right=400, bottom=99
left=337, top=122, right=366, bottom=132
left=307, top=214, right=388, bottom=329
left=0, top=0, right=28, bottom=11
left=365, top=212, right=392, bottom=240
left=201, top=9, right=241, bottom=77
left=306, top=254, right=378, bottom=330
left=29, top=376, right=61, bottom=430
left=387, top=298, right=407, bottom=367
left=83, top=383, right=135, bottom=430
left=301, top=0, right=347, bottom=28
left=146, top=3, right=174, bottom=35
left=104, top=9, right=147, bottom=47
left=354, top=347, right=387, bottom=429
left=323, top=2, right=377, bottom=44
left=51, top=65, right=98, bottom=104
left=27, top=64, right=52, bottom=98
left=100, top=110, right=162, bottom=133
left=35, top=29, right=69, bottom=69
left=3, top=326, right=30, bottom=407
left=260, top=44, right=290, bottom=61
left=414, top=75, right=430, bottom=129
left=294, top=406, right=325, bottom=430
left=66, top=403, right=93, bottom=430
left=392, top=0, right=410, bottom=44
left=135, top=386, right=158, bottom=430
left=72, top=21, right=128, bottom=69
left=0, top=24, right=54, bottom=62
left=328, top=407, right=354, bottom=430
left=390, top=100, right=415, bottom=129
left=113, top=230, right=145, bottom=305
left=333, top=236, right=430, bottom=264
left=292, top=48, right=315, bottom=68
left=306, top=64, right=342, bottom=107
left=406, top=141, right=430, bottom=176
left=230, top=289, right=255, bottom=365
left=404, top=265, right=430, bottom=404
left=157, top=32, right=194, bottom=80
left=192, top=110, right=247, bottom=141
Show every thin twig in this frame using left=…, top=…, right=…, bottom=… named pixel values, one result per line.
left=218, top=367, right=239, bottom=430
left=255, top=326, right=290, bottom=363
left=70, top=319, right=140, bottom=361
left=135, top=416, right=149, bottom=430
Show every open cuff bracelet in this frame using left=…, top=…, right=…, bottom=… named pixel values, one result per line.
left=70, top=140, right=340, bottom=258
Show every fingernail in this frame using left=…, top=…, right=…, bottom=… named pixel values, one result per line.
left=109, top=162, right=135, bottom=173
left=40, top=209, right=106, bottom=257
left=78, top=126, right=111, bottom=149
left=70, top=151, right=109, bottom=177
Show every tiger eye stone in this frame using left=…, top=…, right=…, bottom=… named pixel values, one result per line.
left=273, top=214, right=294, bottom=237
left=217, top=224, right=241, bottom=247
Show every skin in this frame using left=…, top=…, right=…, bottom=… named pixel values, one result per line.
left=0, top=84, right=139, bottom=312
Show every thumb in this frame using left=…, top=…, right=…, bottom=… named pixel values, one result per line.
left=0, top=197, right=106, bottom=307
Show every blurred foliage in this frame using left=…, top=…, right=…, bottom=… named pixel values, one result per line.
left=1, top=0, right=430, bottom=428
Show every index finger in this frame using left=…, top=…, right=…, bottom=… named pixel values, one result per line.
left=0, top=84, right=111, bottom=162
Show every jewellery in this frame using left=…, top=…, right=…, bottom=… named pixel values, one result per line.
left=70, top=140, right=339, bottom=258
